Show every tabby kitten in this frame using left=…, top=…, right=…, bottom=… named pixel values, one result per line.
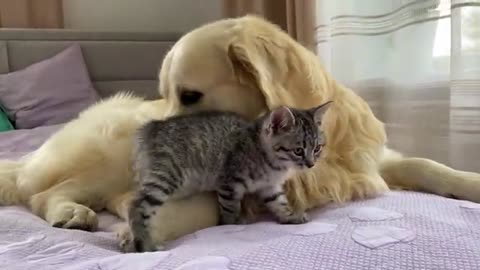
left=129, top=102, right=332, bottom=252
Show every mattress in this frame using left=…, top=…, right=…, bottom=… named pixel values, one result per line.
left=1, top=126, right=480, bottom=270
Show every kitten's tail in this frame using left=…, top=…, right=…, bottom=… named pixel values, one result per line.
left=379, top=147, right=480, bottom=202
left=0, top=159, right=25, bottom=205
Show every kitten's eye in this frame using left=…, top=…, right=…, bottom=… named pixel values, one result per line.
left=293, top=148, right=304, bottom=156
left=314, top=145, right=323, bottom=153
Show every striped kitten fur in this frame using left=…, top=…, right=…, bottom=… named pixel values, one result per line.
left=128, top=102, right=332, bottom=252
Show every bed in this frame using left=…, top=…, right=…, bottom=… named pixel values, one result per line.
left=1, top=29, right=480, bottom=270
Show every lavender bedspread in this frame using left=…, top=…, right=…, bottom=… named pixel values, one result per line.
left=1, top=126, right=480, bottom=270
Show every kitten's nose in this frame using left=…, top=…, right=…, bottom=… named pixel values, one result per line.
left=305, top=160, right=315, bottom=168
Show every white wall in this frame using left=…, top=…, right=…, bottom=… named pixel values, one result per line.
left=62, top=0, right=223, bottom=33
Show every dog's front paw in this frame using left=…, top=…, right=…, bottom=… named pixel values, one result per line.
left=48, top=203, right=98, bottom=231
left=279, top=212, right=309, bottom=224
left=115, top=223, right=135, bottom=253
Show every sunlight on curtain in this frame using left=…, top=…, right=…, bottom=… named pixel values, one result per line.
left=315, top=0, right=480, bottom=171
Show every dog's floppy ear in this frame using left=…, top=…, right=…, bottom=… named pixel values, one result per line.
left=227, top=34, right=296, bottom=110
left=158, top=47, right=174, bottom=100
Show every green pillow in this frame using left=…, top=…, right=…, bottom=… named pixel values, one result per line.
left=0, top=105, right=14, bottom=132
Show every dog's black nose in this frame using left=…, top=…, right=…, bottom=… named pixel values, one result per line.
left=179, top=90, right=203, bottom=106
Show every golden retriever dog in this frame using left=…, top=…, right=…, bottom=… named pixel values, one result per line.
left=1, top=15, right=480, bottom=247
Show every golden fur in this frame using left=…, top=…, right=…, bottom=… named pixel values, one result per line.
left=1, top=16, right=480, bottom=247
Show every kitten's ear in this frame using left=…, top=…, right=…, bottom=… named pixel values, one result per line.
left=266, top=106, right=295, bottom=134
left=311, top=101, right=333, bottom=125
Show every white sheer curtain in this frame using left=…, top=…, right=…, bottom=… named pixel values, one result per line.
left=315, top=0, right=480, bottom=171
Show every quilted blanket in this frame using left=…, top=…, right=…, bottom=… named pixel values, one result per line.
left=1, top=126, right=480, bottom=270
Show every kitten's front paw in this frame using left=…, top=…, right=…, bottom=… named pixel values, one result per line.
left=235, top=216, right=248, bottom=225
left=218, top=215, right=245, bottom=225
left=279, top=212, right=309, bottom=224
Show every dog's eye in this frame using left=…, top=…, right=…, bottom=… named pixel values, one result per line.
left=179, top=89, right=203, bottom=106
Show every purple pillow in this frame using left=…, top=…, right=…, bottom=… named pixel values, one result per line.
left=0, top=44, right=99, bottom=129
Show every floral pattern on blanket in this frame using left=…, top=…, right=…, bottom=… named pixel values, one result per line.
left=0, top=192, right=479, bottom=270
left=1, top=126, right=480, bottom=269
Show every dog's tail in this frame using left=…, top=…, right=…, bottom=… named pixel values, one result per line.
left=380, top=147, right=480, bottom=202
left=0, top=159, right=24, bottom=205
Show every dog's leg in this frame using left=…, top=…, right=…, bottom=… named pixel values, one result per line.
left=380, top=147, right=480, bottom=202
left=106, top=191, right=134, bottom=220
left=29, top=177, right=105, bottom=231
left=112, top=192, right=218, bottom=251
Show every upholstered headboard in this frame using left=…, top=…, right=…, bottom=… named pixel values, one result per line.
left=0, top=29, right=182, bottom=100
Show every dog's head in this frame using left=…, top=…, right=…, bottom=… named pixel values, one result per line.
left=159, top=15, right=333, bottom=120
